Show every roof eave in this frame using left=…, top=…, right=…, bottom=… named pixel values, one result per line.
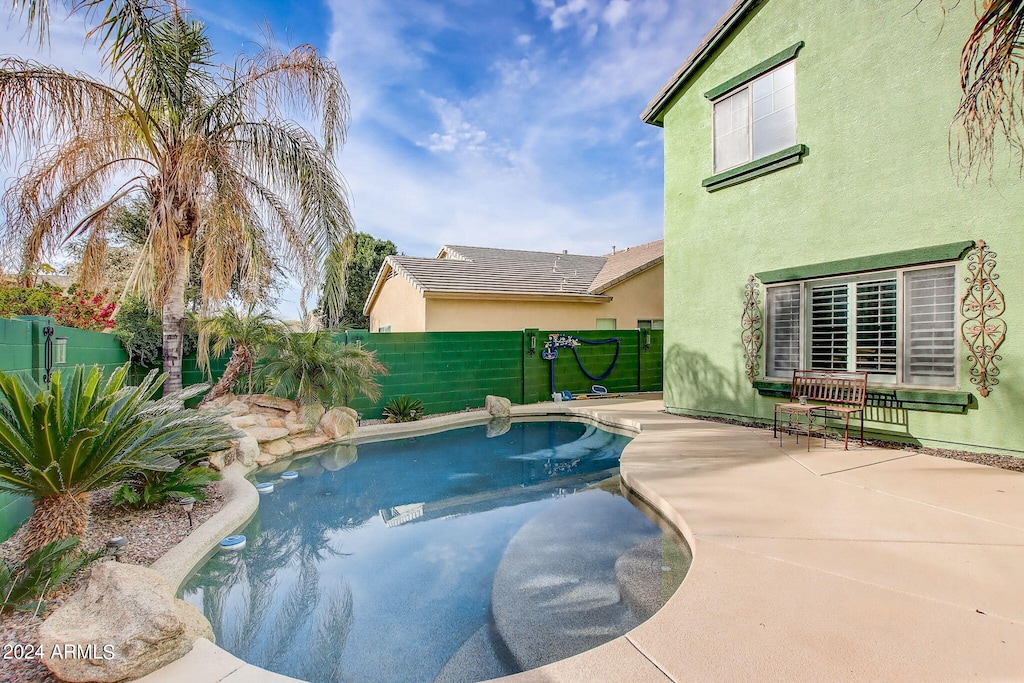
left=362, top=257, right=426, bottom=316
left=590, top=256, right=664, bottom=294
left=423, top=291, right=612, bottom=304
left=641, top=0, right=762, bottom=127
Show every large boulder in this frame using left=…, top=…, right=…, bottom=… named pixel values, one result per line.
left=229, top=415, right=260, bottom=430
left=260, top=438, right=294, bottom=458
left=319, top=408, right=357, bottom=440
left=288, top=434, right=331, bottom=452
left=248, top=394, right=298, bottom=413
left=336, top=406, right=359, bottom=421
left=40, top=562, right=212, bottom=682
left=197, top=394, right=235, bottom=411
left=246, top=426, right=290, bottom=444
left=236, top=434, right=260, bottom=467
left=225, top=400, right=250, bottom=417
left=485, top=395, right=512, bottom=417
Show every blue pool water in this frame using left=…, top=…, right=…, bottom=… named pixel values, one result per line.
left=181, top=420, right=689, bottom=683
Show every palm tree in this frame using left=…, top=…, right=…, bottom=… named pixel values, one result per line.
left=0, top=0, right=353, bottom=394
left=953, top=0, right=1024, bottom=175
left=0, top=364, right=236, bottom=557
left=259, top=329, right=386, bottom=423
left=197, top=306, right=282, bottom=405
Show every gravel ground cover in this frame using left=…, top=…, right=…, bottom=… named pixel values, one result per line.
left=0, top=487, right=225, bottom=683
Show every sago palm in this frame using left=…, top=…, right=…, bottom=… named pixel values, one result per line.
left=0, top=364, right=236, bottom=557
left=197, top=306, right=283, bottom=405
left=259, top=330, right=386, bottom=423
left=0, top=0, right=354, bottom=394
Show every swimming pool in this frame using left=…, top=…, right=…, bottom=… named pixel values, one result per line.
left=181, top=419, right=690, bottom=683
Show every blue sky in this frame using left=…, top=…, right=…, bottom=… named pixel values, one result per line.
left=1, top=0, right=732, bottom=316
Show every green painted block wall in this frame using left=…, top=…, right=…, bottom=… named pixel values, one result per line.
left=658, top=1, right=1024, bottom=454
left=0, top=317, right=33, bottom=374
left=344, top=331, right=525, bottom=418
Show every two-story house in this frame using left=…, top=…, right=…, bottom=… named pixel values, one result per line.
left=643, top=0, right=1021, bottom=454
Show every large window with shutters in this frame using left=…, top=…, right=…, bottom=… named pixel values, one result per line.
left=764, top=265, right=957, bottom=387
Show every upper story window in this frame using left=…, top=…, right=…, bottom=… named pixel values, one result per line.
left=764, top=264, right=958, bottom=388
left=713, top=61, right=797, bottom=173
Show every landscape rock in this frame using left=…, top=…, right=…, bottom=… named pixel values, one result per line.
left=250, top=405, right=289, bottom=418
left=39, top=562, right=212, bottom=682
left=286, top=421, right=309, bottom=436
left=208, top=448, right=234, bottom=471
left=230, top=415, right=260, bottom=429
left=261, top=438, right=294, bottom=457
left=319, top=409, right=357, bottom=440
left=486, top=395, right=512, bottom=417
left=255, top=453, right=277, bottom=467
left=225, top=400, right=250, bottom=417
left=259, top=457, right=294, bottom=475
left=336, top=406, right=360, bottom=421
left=285, top=410, right=298, bottom=422
left=246, top=427, right=290, bottom=443
left=266, top=417, right=287, bottom=429
left=249, top=394, right=297, bottom=412
left=236, top=435, right=260, bottom=467
left=289, top=434, right=331, bottom=452
left=197, top=394, right=235, bottom=411
left=319, top=444, right=358, bottom=471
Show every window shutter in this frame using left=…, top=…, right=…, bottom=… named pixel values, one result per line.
left=855, top=279, right=897, bottom=375
left=810, top=284, right=848, bottom=370
left=904, top=266, right=957, bottom=385
left=766, top=285, right=801, bottom=375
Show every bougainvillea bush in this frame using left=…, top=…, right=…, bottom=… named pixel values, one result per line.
left=0, top=283, right=117, bottom=331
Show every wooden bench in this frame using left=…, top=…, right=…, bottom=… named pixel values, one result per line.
left=773, top=370, right=869, bottom=450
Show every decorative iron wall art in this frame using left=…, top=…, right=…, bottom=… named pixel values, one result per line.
left=741, top=275, right=764, bottom=383
left=543, top=333, right=620, bottom=394
left=960, top=240, right=1005, bottom=397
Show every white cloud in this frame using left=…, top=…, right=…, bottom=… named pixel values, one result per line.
left=515, top=33, right=533, bottom=46
left=603, top=0, right=631, bottom=27
left=422, top=95, right=493, bottom=155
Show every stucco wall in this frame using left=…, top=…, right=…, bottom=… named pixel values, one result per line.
left=368, top=274, right=426, bottom=332
left=422, top=264, right=662, bottom=332
left=659, top=1, right=1023, bottom=453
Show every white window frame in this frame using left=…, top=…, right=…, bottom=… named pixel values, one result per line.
left=762, top=263, right=959, bottom=390
left=711, top=60, right=798, bottom=173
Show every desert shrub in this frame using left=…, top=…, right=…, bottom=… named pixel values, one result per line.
left=0, top=537, right=104, bottom=613
left=382, top=396, right=424, bottom=423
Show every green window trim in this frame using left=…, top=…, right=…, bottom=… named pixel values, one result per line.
left=702, top=144, right=808, bottom=192
left=704, top=42, right=806, bottom=100
left=752, top=381, right=972, bottom=414
left=755, top=241, right=975, bottom=284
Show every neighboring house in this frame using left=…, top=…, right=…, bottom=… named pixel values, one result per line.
left=643, top=1, right=1021, bottom=454
left=363, top=241, right=663, bottom=332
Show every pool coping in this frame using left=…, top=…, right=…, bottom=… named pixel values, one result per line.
left=138, top=396, right=1024, bottom=682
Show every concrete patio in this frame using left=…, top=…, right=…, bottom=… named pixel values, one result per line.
left=142, top=395, right=1024, bottom=682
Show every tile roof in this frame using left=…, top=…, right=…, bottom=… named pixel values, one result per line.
left=590, top=240, right=664, bottom=293
left=364, top=240, right=663, bottom=313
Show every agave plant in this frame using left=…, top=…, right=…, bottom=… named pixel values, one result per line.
left=0, top=364, right=237, bottom=557
left=382, top=396, right=424, bottom=423
left=259, top=330, right=386, bottom=424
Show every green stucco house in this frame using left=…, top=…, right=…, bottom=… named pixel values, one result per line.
left=643, top=0, right=1022, bottom=455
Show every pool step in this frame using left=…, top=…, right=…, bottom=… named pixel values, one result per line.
left=489, top=490, right=661, bottom=671
left=432, top=622, right=514, bottom=683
